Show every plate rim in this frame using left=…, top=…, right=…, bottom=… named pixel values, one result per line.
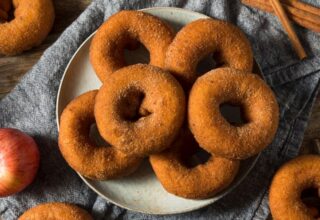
left=55, top=6, right=211, bottom=124
left=55, top=6, right=261, bottom=215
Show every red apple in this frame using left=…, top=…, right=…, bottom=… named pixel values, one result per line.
left=0, top=128, right=40, bottom=197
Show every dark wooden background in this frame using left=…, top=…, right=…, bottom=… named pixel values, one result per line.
left=0, top=1, right=319, bottom=155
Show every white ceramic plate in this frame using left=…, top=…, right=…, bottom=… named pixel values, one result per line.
left=56, top=7, right=260, bottom=215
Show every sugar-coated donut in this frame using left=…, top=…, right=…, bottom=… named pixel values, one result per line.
left=19, top=202, right=93, bottom=220
left=0, top=0, right=55, bottom=55
left=59, top=90, right=142, bottom=180
left=188, top=68, right=279, bottom=160
left=90, top=10, right=174, bottom=82
left=94, top=64, right=185, bottom=157
left=150, top=129, right=240, bottom=199
left=269, top=155, right=320, bottom=220
left=165, top=18, right=253, bottom=88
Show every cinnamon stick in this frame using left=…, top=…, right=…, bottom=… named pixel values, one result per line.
left=269, top=0, right=307, bottom=59
left=241, top=0, right=320, bottom=33
left=282, top=0, right=320, bottom=16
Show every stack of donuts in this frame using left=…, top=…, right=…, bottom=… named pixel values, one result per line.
left=58, top=10, right=279, bottom=200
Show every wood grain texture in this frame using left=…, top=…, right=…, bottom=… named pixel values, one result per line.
left=0, top=0, right=318, bottom=155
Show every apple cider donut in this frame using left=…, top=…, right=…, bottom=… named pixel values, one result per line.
left=19, top=202, right=93, bottom=220
left=90, top=10, right=174, bottom=82
left=150, top=129, right=240, bottom=199
left=269, top=155, right=320, bottom=220
left=94, top=64, right=185, bottom=156
left=59, top=90, right=142, bottom=180
left=188, top=68, right=279, bottom=160
left=0, top=0, right=55, bottom=55
left=165, top=18, right=253, bottom=88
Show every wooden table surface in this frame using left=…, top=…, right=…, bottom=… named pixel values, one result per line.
left=0, top=1, right=319, bottom=218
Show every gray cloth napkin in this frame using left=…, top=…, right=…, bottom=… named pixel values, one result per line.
left=1, top=0, right=320, bottom=219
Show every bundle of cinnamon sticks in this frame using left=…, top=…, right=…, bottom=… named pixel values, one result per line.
left=242, top=0, right=320, bottom=59
left=241, top=0, right=320, bottom=33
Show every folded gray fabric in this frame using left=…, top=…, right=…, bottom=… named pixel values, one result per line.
left=1, top=0, right=320, bottom=219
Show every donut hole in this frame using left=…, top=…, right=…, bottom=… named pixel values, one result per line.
left=1, top=1, right=14, bottom=22
left=196, top=51, right=227, bottom=76
left=124, top=42, right=150, bottom=65
left=117, top=87, right=152, bottom=122
left=181, top=146, right=211, bottom=168
left=219, top=103, right=248, bottom=126
left=89, top=123, right=111, bottom=147
left=301, top=187, right=320, bottom=216
left=196, top=53, right=217, bottom=76
left=212, top=50, right=227, bottom=68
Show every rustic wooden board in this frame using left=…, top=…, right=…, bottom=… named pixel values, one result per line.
left=1, top=1, right=319, bottom=150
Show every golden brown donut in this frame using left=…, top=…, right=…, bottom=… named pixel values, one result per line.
left=0, top=0, right=55, bottom=55
left=165, top=18, right=253, bottom=88
left=59, top=90, right=142, bottom=180
left=90, top=10, right=174, bottom=82
left=269, top=155, right=320, bottom=220
left=188, top=67, right=279, bottom=160
left=150, top=129, right=240, bottom=199
left=94, top=64, right=185, bottom=157
left=19, top=202, right=93, bottom=220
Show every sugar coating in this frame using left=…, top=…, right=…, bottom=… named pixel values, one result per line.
left=150, top=128, right=239, bottom=199
left=90, top=10, right=175, bottom=82
left=0, top=0, right=55, bottom=55
left=188, top=67, right=279, bottom=160
left=58, top=90, right=142, bottom=180
left=165, top=18, right=253, bottom=89
left=94, top=64, right=186, bottom=157
left=19, top=202, right=93, bottom=220
left=269, top=155, right=320, bottom=220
